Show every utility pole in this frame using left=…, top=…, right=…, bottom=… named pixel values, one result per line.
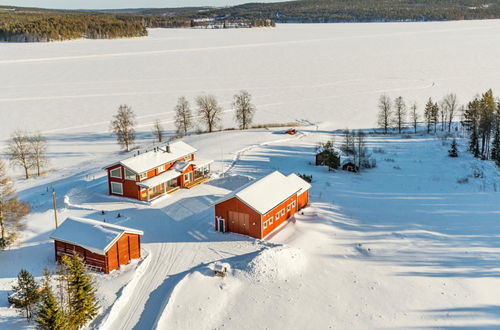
left=52, top=191, right=58, bottom=228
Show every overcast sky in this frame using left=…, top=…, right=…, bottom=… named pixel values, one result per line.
left=0, top=0, right=285, bottom=9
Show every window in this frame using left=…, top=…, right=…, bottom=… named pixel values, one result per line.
left=110, top=167, right=122, bottom=179
left=292, top=201, right=296, bottom=208
left=184, top=172, right=192, bottom=182
left=111, top=182, right=123, bottom=195
left=125, top=168, right=136, bottom=181
left=281, top=209, right=285, bottom=216
left=157, top=165, right=165, bottom=173
left=263, top=221, right=268, bottom=229
left=139, top=172, right=147, bottom=180
left=269, top=217, right=273, bottom=225
left=276, top=213, right=280, bottom=220
left=287, top=205, right=291, bottom=212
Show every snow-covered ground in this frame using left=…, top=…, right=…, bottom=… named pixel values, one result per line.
left=0, top=21, right=500, bottom=329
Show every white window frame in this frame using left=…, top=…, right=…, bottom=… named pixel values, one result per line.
left=287, top=205, right=291, bottom=212
left=110, top=167, right=122, bottom=179
left=184, top=172, right=192, bottom=182
left=139, top=172, right=148, bottom=181
left=269, top=217, right=273, bottom=225
left=292, top=201, right=296, bottom=208
left=276, top=213, right=280, bottom=220
left=281, top=209, right=285, bottom=216
left=157, top=165, right=165, bottom=173
left=110, top=182, right=123, bottom=195
left=125, top=168, right=136, bottom=181
left=263, top=221, right=268, bottom=229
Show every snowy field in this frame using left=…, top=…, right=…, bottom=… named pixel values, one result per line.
left=0, top=21, right=500, bottom=329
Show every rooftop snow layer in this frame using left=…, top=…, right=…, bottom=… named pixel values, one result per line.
left=221, top=171, right=311, bottom=214
left=113, top=141, right=197, bottom=174
left=50, top=217, right=143, bottom=255
left=136, top=169, right=181, bottom=189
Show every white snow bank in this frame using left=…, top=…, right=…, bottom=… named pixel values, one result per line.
left=155, top=267, right=241, bottom=330
left=100, top=251, right=152, bottom=330
left=245, top=246, right=307, bottom=283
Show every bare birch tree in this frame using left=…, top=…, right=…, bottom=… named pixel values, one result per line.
left=393, top=96, right=406, bottom=134
left=410, top=102, right=419, bottom=134
left=0, top=160, right=29, bottom=249
left=441, top=93, right=458, bottom=132
left=174, top=96, right=193, bottom=136
left=8, top=131, right=32, bottom=179
left=152, top=119, right=164, bottom=143
left=29, top=132, right=48, bottom=176
left=196, top=95, right=222, bottom=133
left=377, top=94, right=392, bottom=134
left=233, top=90, right=256, bottom=130
left=111, top=105, right=136, bottom=152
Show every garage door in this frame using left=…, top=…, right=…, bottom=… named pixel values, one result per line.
left=228, top=211, right=249, bottom=236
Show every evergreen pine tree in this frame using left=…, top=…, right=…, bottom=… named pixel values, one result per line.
left=35, top=268, right=66, bottom=330
left=62, top=254, right=99, bottom=329
left=424, top=98, right=434, bottom=134
left=12, top=269, right=40, bottom=319
left=448, top=139, right=458, bottom=157
left=491, top=113, right=500, bottom=166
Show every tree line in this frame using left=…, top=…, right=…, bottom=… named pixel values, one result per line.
left=112, top=90, right=257, bottom=151
left=376, top=89, right=500, bottom=167
left=143, top=0, right=500, bottom=23
left=377, top=93, right=459, bottom=135
left=0, top=10, right=147, bottom=42
left=462, top=89, right=500, bottom=165
left=11, top=253, right=98, bottom=329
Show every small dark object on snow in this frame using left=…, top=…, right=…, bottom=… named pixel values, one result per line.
left=101, top=210, right=105, bottom=215
left=285, top=128, right=296, bottom=135
left=342, top=162, right=359, bottom=173
left=298, top=173, right=312, bottom=183
left=448, top=139, right=458, bottom=157
left=117, top=213, right=121, bottom=218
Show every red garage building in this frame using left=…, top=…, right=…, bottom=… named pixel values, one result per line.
left=214, top=171, right=311, bottom=239
left=50, top=217, right=144, bottom=274
left=104, top=141, right=212, bottom=202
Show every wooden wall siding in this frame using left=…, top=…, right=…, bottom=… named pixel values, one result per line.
left=215, top=197, right=261, bottom=238
left=297, top=191, right=309, bottom=210
left=107, top=164, right=141, bottom=199
left=106, top=244, right=119, bottom=273
left=55, top=233, right=141, bottom=274
left=261, top=194, right=297, bottom=238
left=215, top=191, right=305, bottom=239
left=54, top=241, right=107, bottom=272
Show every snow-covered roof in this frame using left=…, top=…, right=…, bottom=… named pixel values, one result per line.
left=191, top=159, right=213, bottom=168
left=218, top=171, right=311, bottom=215
left=286, top=173, right=312, bottom=195
left=107, top=141, right=197, bottom=174
left=49, top=217, right=143, bottom=255
left=136, top=170, right=181, bottom=189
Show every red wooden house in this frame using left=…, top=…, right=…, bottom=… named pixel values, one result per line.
left=50, top=217, right=144, bottom=274
left=104, top=141, right=212, bottom=202
left=214, top=171, right=311, bottom=239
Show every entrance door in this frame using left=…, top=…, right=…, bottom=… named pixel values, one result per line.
left=228, top=211, right=249, bottom=235
left=218, top=218, right=225, bottom=232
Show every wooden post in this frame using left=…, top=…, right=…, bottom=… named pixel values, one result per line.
left=52, top=191, right=58, bottom=228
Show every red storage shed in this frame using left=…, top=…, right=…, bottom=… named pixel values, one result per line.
left=50, top=217, right=144, bottom=274
left=215, top=171, right=311, bottom=239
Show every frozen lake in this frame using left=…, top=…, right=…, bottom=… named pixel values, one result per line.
left=0, top=21, right=499, bottom=141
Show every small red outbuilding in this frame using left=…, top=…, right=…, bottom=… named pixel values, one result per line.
left=214, top=171, right=311, bottom=239
left=50, top=217, right=144, bottom=274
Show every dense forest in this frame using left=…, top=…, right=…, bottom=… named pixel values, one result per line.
left=0, top=8, right=148, bottom=42
left=1, top=0, right=499, bottom=42
left=143, top=0, right=500, bottom=23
